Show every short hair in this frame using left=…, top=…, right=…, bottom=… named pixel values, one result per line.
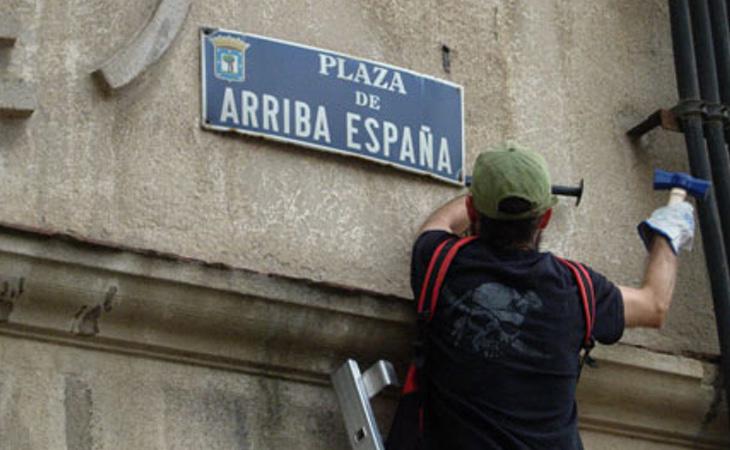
left=478, top=197, right=541, bottom=249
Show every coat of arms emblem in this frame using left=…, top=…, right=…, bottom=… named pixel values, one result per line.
left=212, top=35, right=249, bottom=82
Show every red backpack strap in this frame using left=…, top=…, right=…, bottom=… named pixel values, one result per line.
left=403, top=235, right=476, bottom=395
left=575, top=262, right=596, bottom=330
left=416, top=238, right=454, bottom=314
left=556, top=257, right=596, bottom=348
left=427, top=236, right=478, bottom=321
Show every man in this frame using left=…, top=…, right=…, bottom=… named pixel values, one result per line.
left=410, top=144, right=695, bottom=449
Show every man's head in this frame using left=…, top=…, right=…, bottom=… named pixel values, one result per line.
left=467, top=143, right=557, bottom=250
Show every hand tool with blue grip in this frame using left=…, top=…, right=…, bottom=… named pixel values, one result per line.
left=638, top=169, right=706, bottom=254
left=653, top=168, right=710, bottom=204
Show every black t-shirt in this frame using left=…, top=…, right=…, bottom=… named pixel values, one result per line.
left=411, top=231, right=624, bottom=450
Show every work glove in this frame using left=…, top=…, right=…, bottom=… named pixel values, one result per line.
left=637, top=202, right=695, bottom=254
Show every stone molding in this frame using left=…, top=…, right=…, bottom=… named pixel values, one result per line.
left=0, top=224, right=412, bottom=387
left=0, top=17, right=36, bottom=118
left=578, top=344, right=727, bottom=448
left=93, top=0, right=192, bottom=90
left=0, top=16, right=20, bottom=46
left=0, top=224, right=726, bottom=447
left=0, top=79, right=37, bottom=118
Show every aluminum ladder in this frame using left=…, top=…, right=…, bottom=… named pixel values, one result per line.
left=331, top=359, right=399, bottom=450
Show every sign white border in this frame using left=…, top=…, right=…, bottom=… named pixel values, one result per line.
left=200, top=27, right=466, bottom=186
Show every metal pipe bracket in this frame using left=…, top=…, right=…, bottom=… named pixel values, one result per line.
left=626, top=102, right=701, bottom=139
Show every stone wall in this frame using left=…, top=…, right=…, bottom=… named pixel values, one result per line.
left=0, top=0, right=727, bottom=448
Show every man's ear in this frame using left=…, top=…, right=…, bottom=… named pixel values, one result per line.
left=538, top=208, right=552, bottom=229
left=466, top=195, right=480, bottom=236
left=466, top=195, right=478, bottom=224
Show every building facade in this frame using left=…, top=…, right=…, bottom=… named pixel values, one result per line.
left=0, top=0, right=727, bottom=448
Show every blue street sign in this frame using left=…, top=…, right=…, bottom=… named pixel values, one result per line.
left=201, top=28, right=465, bottom=185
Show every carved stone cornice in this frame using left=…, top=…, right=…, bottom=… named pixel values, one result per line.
left=577, top=344, right=728, bottom=448
left=0, top=223, right=414, bottom=386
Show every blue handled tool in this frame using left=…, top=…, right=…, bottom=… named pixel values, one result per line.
left=653, top=169, right=711, bottom=205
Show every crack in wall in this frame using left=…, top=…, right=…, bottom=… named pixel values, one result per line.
left=71, top=286, right=117, bottom=337
left=64, top=377, right=94, bottom=450
left=0, top=276, right=24, bottom=322
left=701, top=369, right=724, bottom=430
left=621, top=341, right=720, bottom=364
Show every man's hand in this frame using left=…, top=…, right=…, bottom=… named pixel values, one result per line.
left=418, top=195, right=471, bottom=236
left=638, top=202, right=696, bottom=254
left=621, top=201, right=695, bottom=328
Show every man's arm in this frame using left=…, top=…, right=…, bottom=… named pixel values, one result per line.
left=619, top=236, right=678, bottom=328
left=418, top=195, right=471, bottom=235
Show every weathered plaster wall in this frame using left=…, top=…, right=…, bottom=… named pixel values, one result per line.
left=0, top=0, right=717, bottom=358
left=0, top=338, right=354, bottom=450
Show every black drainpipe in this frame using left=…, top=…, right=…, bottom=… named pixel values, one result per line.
left=709, top=0, right=730, bottom=103
left=669, top=0, right=730, bottom=425
left=708, top=0, right=730, bottom=150
left=690, top=0, right=730, bottom=272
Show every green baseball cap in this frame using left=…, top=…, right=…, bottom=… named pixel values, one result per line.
left=470, top=143, right=558, bottom=220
